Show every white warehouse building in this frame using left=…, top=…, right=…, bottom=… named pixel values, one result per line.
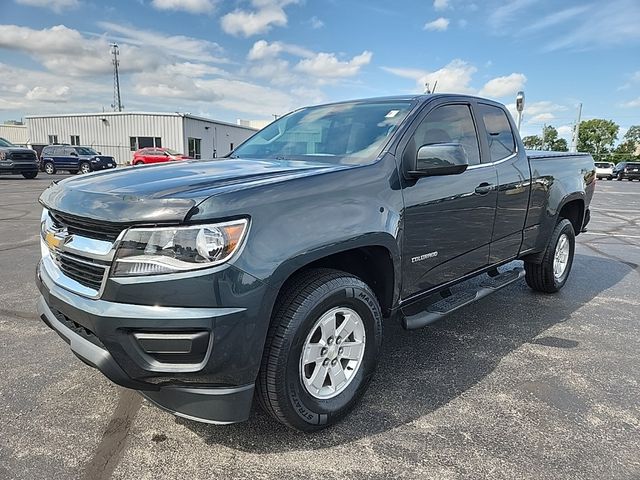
left=24, top=112, right=258, bottom=165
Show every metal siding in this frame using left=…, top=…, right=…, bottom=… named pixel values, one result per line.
left=0, top=124, right=28, bottom=145
left=183, top=118, right=255, bottom=159
left=26, top=114, right=183, bottom=165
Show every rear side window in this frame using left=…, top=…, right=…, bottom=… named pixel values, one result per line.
left=479, top=104, right=516, bottom=162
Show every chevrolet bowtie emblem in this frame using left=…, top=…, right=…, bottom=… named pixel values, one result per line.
left=44, top=228, right=68, bottom=250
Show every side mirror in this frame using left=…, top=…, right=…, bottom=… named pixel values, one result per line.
left=97, top=151, right=102, bottom=155
left=409, top=143, right=469, bottom=177
left=70, top=152, right=78, bottom=157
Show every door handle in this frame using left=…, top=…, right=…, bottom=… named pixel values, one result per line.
left=474, top=183, right=493, bottom=195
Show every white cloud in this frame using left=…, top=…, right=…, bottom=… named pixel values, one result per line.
left=557, top=125, right=574, bottom=137
left=220, top=0, right=299, bottom=37
left=488, top=0, right=536, bottom=29
left=151, top=0, right=217, bottom=14
left=247, top=39, right=312, bottom=61
left=0, top=24, right=151, bottom=76
left=530, top=112, right=555, bottom=122
left=294, top=51, right=372, bottom=79
left=26, top=86, right=71, bottom=103
left=382, top=59, right=477, bottom=93
left=479, top=72, right=526, bottom=98
left=623, top=97, right=640, bottom=108
left=97, top=22, right=227, bottom=64
left=14, top=0, right=78, bottom=13
left=424, top=17, right=450, bottom=31
left=433, top=0, right=450, bottom=11
left=309, top=16, right=324, bottom=29
left=521, top=5, right=590, bottom=33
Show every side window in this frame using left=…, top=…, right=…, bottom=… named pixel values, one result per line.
left=479, top=104, right=516, bottom=162
left=405, top=104, right=481, bottom=166
left=64, top=147, right=76, bottom=155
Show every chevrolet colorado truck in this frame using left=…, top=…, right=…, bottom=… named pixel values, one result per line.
left=37, top=94, right=595, bottom=432
left=0, top=137, right=39, bottom=178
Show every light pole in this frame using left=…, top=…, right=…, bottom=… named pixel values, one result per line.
left=516, top=91, right=525, bottom=132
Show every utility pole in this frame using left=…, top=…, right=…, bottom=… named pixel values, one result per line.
left=110, top=43, right=123, bottom=112
left=570, top=103, right=582, bottom=153
left=542, top=123, right=547, bottom=150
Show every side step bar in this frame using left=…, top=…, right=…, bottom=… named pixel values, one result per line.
left=401, top=267, right=526, bottom=330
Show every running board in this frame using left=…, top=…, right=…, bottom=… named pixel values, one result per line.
left=401, top=267, right=526, bottom=330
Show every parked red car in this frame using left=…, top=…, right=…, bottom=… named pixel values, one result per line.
left=132, top=147, right=190, bottom=165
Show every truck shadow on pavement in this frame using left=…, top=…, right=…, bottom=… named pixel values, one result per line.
left=178, top=253, right=633, bottom=452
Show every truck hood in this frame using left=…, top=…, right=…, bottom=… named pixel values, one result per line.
left=39, top=158, right=348, bottom=223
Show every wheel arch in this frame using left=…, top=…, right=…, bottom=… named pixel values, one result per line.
left=268, top=235, right=400, bottom=318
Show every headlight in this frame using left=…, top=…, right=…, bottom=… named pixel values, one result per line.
left=112, top=219, right=249, bottom=277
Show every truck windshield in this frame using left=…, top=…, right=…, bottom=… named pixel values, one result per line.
left=233, top=101, right=413, bottom=164
left=0, top=138, right=15, bottom=147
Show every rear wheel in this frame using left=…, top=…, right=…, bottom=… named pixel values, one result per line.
left=257, top=268, right=382, bottom=432
left=134, top=160, right=145, bottom=166
left=43, top=162, right=56, bottom=175
left=79, top=161, right=91, bottom=174
left=525, top=218, right=575, bottom=293
left=22, top=171, right=37, bottom=179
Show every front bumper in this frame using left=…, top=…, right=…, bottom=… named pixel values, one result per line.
left=36, top=259, right=271, bottom=424
left=0, top=162, right=38, bottom=174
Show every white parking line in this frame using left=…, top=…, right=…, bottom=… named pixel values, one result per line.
left=582, top=232, right=640, bottom=239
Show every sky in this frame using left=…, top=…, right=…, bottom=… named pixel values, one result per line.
left=0, top=0, right=639, bottom=142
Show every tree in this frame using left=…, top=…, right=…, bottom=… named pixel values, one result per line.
left=611, top=140, right=640, bottom=163
left=624, top=125, right=640, bottom=146
left=577, top=119, right=619, bottom=162
left=523, top=126, right=568, bottom=151
left=523, top=135, right=543, bottom=149
left=541, top=125, right=568, bottom=151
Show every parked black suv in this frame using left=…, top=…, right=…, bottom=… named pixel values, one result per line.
left=40, top=145, right=116, bottom=175
left=613, top=161, right=640, bottom=181
left=0, top=137, right=39, bottom=179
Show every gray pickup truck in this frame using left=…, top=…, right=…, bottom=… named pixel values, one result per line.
left=0, top=137, right=39, bottom=178
left=37, top=94, right=595, bottom=431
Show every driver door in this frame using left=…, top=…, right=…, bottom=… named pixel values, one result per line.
left=400, top=101, right=498, bottom=299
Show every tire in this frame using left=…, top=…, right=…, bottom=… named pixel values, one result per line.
left=525, top=218, right=575, bottom=293
left=617, top=173, right=624, bottom=181
left=134, top=160, right=145, bottom=166
left=43, top=162, right=56, bottom=175
left=257, top=268, right=383, bottom=432
left=79, top=162, right=91, bottom=174
left=607, top=176, right=613, bottom=180
left=22, top=171, right=37, bottom=179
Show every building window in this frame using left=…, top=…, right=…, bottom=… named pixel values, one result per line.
left=188, top=137, right=201, bottom=159
left=70, top=135, right=80, bottom=145
left=48, top=135, right=58, bottom=144
left=230, top=142, right=234, bottom=151
left=130, top=136, right=163, bottom=151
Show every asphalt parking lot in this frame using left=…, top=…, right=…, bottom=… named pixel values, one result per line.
left=1, top=174, right=639, bottom=480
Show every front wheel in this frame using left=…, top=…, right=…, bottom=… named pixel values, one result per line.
left=617, top=173, right=624, bottom=181
left=257, top=268, right=382, bottom=432
left=22, top=171, right=38, bottom=179
left=525, top=218, right=575, bottom=293
left=43, top=162, right=56, bottom=175
left=79, top=162, right=91, bottom=174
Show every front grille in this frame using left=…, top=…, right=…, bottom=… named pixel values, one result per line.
left=54, top=252, right=107, bottom=291
left=52, top=308, right=105, bottom=349
left=9, top=151, right=37, bottom=161
left=51, top=211, right=124, bottom=242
